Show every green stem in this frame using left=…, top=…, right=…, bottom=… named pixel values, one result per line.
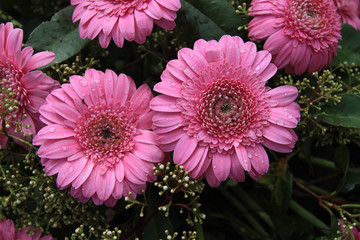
left=218, top=187, right=271, bottom=239
left=194, top=223, right=205, bottom=240
left=289, top=200, right=330, bottom=235
left=229, top=186, right=275, bottom=229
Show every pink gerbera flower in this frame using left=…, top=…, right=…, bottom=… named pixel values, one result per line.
left=150, top=35, right=300, bottom=187
left=33, top=69, right=164, bottom=206
left=0, top=22, right=59, bottom=149
left=248, top=0, right=341, bottom=75
left=0, top=218, right=52, bottom=240
left=71, top=0, right=181, bottom=48
left=334, top=0, right=360, bottom=31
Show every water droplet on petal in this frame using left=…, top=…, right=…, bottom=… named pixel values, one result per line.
left=284, top=108, right=288, bottom=111
left=62, top=146, right=67, bottom=151
left=170, top=104, right=177, bottom=109
left=171, top=82, right=176, bottom=87
left=255, top=65, right=261, bottom=71
left=48, top=127, right=55, bottom=133
left=240, top=48, right=246, bottom=53
left=213, top=164, right=217, bottom=169
left=80, top=80, right=88, bottom=86
left=69, top=167, right=73, bottom=173
left=254, top=152, right=258, bottom=157
left=247, top=152, right=252, bottom=159
left=276, top=120, right=284, bottom=126
left=288, top=115, right=293, bottom=119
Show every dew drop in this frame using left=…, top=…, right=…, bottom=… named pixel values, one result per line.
left=69, top=167, right=73, bottom=173
left=254, top=152, right=258, bottom=157
left=287, top=115, right=293, bottom=119
left=171, top=82, right=176, bottom=87
left=255, top=65, right=261, bottom=71
left=240, top=48, right=246, bottom=53
left=48, top=127, right=56, bottom=133
left=170, top=104, right=177, bottom=109
left=276, top=120, right=284, bottom=126
left=62, top=146, right=67, bottom=151
left=213, top=164, right=217, bottom=169
left=80, top=80, right=88, bottom=86
left=283, top=107, right=288, bottom=111
left=247, top=152, right=252, bottom=159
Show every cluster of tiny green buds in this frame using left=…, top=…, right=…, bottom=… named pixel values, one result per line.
left=46, top=56, right=100, bottom=84
left=160, top=230, right=197, bottom=240
left=153, top=162, right=205, bottom=225
left=67, top=225, right=121, bottom=240
left=232, top=1, right=250, bottom=31
left=124, top=191, right=147, bottom=217
left=277, top=68, right=353, bottom=145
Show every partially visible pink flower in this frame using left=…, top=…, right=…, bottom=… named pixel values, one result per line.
left=248, top=0, right=341, bottom=75
left=334, top=0, right=360, bottom=31
left=0, top=22, right=59, bottom=149
left=339, top=219, right=360, bottom=240
left=0, top=218, right=52, bottom=240
left=71, top=0, right=181, bottom=48
left=33, top=69, right=164, bottom=206
left=150, top=35, right=300, bottom=187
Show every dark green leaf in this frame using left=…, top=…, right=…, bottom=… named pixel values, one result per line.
left=333, top=145, right=350, bottom=194
left=273, top=170, right=293, bottom=212
left=321, top=94, right=360, bottom=128
left=332, top=24, right=360, bottom=66
left=184, top=0, right=245, bottom=36
left=26, top=6, right=90, bottom=66
left=179, top=1, right=226, bottom=41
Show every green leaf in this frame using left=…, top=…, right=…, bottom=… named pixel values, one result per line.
left=179, top=0, right=227, bottom=41
left=332, top=24, right=360, bottom=66
left=321, top=94, right=360, bottom=128
left=184, top=0, right=246, bottom=36
left=333, top=145, right=350, bottom=194
left=26, top=6, right=90, bottom=66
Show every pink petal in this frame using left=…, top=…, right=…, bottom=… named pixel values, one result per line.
left=156, top=127, right=185, bottom=147
left=72, top=159, right=95, bottom=189
left=96, top=167, right=115, bottom=201
left=155, top=0, right=181, bottom=11
left=112, top=180, right=124, bottom=199
left=115, top=160, right=125, bottom=182
left=119, top=14, right=135, bottom=41
left=113, top=74, right=136, bottom=106
left=263, top=124, right=296, bottom=145
left=154, top=81, right=182, bottom=98
left=33, top=124, right=75, bottom=145
left=235, top=145, right=251, bottom=171
left=153, top=112, right=183, bottom=127
left=144, top=1, right=163, bottom=20
left=134, top=130, right=157, bottom=145
left=134, top=10, right=153, bottom=37
left=189, top=146, right=210, bottom=178
left=26, top=51, right=55, bottom=70
left=205, top=166, right=221, bottom=187
left=132, top=142, right=164, bottom=162
left=129, top=84, right=152, bottom=116
left=150, top=95, right=180, bottom=112
left=212, top=152, right=231, bottom=181
left=247, top=145, right=269, bottom=175
left=164, top=59, right=188, bottom=82
left=56, top=156, right=87, bottom=188
left=229, top=153, right=245, bottom=182
left=49, top=102, right=81, bottom=123
left=38, top=139, right=82, bottom=159
left=137, top=111, right=154, bottom=129
left=173, top=134, right=198, bottom=165
left=239, top=41, right=258, bottom=67
left=178, top=48, right=209, bottom=75
left=43, top=158, right=66, bottom=176
left=267, top=85, right=299, bottom=107
left=6, top=28, right=23, bottom=57
left=155, top=18, right=176, bottom=30
left=268, top=105, right=300, bottom=128
left=82, top=164, right=100, bottom=198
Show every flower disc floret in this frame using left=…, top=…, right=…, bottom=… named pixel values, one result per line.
left=33, top=69, right=164, bottom=206
left=248, top=0, right=341, bottom=75
left=71, top=0, right=181, bottom=48
left=151, top=35, right=300, bottom=187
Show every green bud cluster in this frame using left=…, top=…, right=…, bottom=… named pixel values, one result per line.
left=276, top=67, right=360, bottom=146
left=160, top=230, right=197, bottom=240
left=66, top=225, right=123, bottom=240
left=153, top=162, right=205, bottom=225
left=46, top=56, right=100, bottom=84
left=0, top=148, right=109, bottom=236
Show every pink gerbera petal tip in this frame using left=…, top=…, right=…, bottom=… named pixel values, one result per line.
left=0, top=22, right=59, bottom=150
left=150, top=35, right=300, bottom=187
left=248, top=0, right=342, bottom=75
left=71, top=0, right=181, bottom=48
left=33, top=68, right=164, bottom=206
left=334, top=0, right=360, bottom=31
left=0, top=218, right=53, bottom=240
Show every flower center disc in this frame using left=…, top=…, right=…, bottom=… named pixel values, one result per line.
left=75, top=104, right=138, bottom=164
